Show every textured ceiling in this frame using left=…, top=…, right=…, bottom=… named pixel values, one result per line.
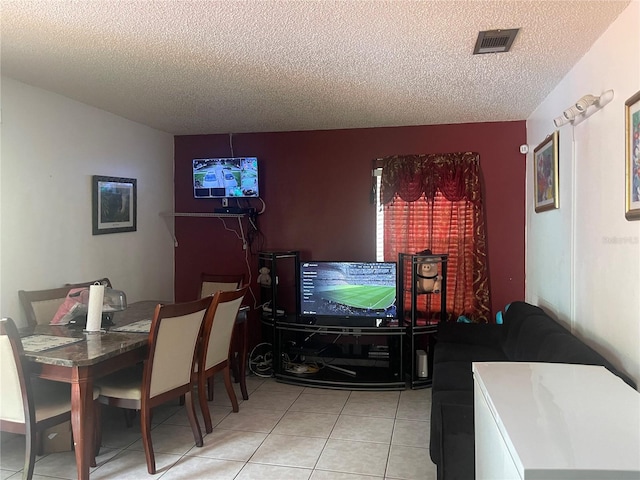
left=0, top=0, right=631, bottom=135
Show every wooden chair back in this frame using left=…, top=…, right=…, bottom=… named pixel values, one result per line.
left=197, top=286, right=248, bottom=433
left=202, top=287, right=249, bottom=370
left=199, top=273, right=244, bottom=299
left=19, top=279, right=112, bottom=328
left=0, top=318, right=97, bottom=478
left=145, top=297, right=212, bottom=400
left=0, top=317, right=34, bottom=430
left=18, top=287, right=74, bottom=328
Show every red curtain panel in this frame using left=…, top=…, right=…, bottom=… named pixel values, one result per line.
left=380, top=152, right=491, bottom=323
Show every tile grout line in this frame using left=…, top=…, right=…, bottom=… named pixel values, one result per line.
left=307, top=387, right=352, bottom=474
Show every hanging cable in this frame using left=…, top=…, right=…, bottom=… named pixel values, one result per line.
left=229, top=133, right=234, bottom=157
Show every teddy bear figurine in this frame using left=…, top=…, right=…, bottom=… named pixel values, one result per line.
left=416, top=260, right=442, bottom=294
left=257, top=267, right=272, bottom=287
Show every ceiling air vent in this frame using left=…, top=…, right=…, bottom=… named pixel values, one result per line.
left=473, top=28, right=519, bottom=54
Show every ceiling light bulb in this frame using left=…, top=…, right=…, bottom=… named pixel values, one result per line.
left=575, top=94, right=598, bottom=112
left=554, top=115, right=569, bottom=127
left=563, top=105, right=581, bottom=121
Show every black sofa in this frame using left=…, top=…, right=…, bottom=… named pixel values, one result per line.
left=430, top=301, right=635, bottom=480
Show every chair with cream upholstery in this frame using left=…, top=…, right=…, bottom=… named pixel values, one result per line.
left=199, top=273, right=244, bottom=299
left=199, top=273, right=250, bottom=400
left=18, top=279, right=112, bottom=329
left=18, top=287, right=74, bottom=328
left=197, top=287, right=248, bottom=433
left=95, top=297, right=212, bottom=474
left=0, top=317, right=99, bottom=480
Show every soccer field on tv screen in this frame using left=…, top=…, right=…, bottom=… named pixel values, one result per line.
left=320, top=285, right=395, bottom=310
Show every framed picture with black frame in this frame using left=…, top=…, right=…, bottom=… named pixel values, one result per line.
left=625, top=90, right=640, bottom=220
left=533, top=131, right=559, bottom=213
left=92, top=175, right=137, bottom=235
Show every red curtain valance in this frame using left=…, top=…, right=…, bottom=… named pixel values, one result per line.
left=380, top=152, right=481, bottom=204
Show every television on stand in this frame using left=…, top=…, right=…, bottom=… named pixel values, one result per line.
left=294, top=260, right=400, bottom=379
left=192, top=157, right=259, bottom=199
left=298, top=261, right=398, bottom=327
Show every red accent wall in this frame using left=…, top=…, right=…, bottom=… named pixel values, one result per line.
left=174, top=121, right=526, bottom=319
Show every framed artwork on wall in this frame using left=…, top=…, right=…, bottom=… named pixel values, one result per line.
left=92, top=175, right=137, bottom=235
left=533, top=131, right=559, bottom=213
left=625, top=90, right=640, bottom=220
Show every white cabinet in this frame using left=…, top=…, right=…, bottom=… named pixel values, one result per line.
left=473, top=362, right=640, bottom=480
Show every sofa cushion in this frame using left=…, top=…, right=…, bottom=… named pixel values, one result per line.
left=434, top=342, right=507, bottom=364
left=511, top=315, right=569, bottom=361
left=437, top=322, right=505, bottom=348
left=501, top=301, right=545, bottom=328
left=501, top=308, right=545, bottom=359
left=538, top=332, right=607, bottom=363
left=432, top=361, right=474, bottom=393
left=439, top=403, right=475, bottom=480
left=430, top=390, right=473, bottom=464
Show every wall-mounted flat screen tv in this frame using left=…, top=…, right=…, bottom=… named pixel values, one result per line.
left=299, top=261, right=397, bottom=319
left=193, top=157, right=259, bottom=198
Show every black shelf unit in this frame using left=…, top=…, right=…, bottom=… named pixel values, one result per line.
left=258, top=251, right=300, bottom=377
left=398, top=252, right=448, bottom=389
left=275, top=320, right=406, bottom=390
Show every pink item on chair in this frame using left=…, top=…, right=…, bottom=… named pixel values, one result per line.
left=50, top=288, right=89, bottom=325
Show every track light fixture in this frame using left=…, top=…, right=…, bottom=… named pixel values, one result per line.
left=575, top=94, right=598, bottom=112
left=553, top=90, right=614, bottom=128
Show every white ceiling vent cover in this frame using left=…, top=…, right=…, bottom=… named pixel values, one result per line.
left=473, top=29, right=519, bottom=54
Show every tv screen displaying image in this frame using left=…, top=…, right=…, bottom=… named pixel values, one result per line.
left=193, top=157, right=259, bottom=198
left=300, top=261, right=397, bottom=318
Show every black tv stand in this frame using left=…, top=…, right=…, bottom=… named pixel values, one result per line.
left=274, top=318, right=406, bottom=390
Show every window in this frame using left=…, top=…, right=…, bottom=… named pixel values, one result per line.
left=376, top=153, right=491, bottom=323
left=375, top=168, right=384, bottom=262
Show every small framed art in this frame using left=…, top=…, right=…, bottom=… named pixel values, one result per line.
left=92, top=175, right=137, bottom=235
left=534, top=131, right=559, bottom=213
left=625, top=90, right=640, bottom=220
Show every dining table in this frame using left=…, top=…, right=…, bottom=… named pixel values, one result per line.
left=19, top=299, right=251, bottom=480
left=20, top=300, right=163, bottom=480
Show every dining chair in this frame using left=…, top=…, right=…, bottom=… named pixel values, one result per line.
left=19, top=279, right=113, bottom=328
left=199, top=273, right=249, bottom=400
left=18, top=287, right=74, bottom=328
left=95, top=297, right=212, bottom=474
left=199, top=273, right=244, bottom=298
left=197, top=286, right=248, bottom=433
left=0, top=317, right=100, bottom=479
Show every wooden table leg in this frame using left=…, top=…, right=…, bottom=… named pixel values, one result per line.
left=70, top=368, right=93, bottom=480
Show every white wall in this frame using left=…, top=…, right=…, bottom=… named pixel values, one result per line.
left=526, top=2, right=640, bottom=387
left=0, top=77, right=175, bottom=327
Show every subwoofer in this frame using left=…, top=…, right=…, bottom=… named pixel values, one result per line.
left=416, top=349, right=428, bottom=378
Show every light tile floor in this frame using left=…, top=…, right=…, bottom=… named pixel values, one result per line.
left=0, top=375, right=437, bottom=479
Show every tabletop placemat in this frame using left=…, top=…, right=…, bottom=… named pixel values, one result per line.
left=112, top=319, right=152, bottom=333
left=21, top=335, right=84, bottom=353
